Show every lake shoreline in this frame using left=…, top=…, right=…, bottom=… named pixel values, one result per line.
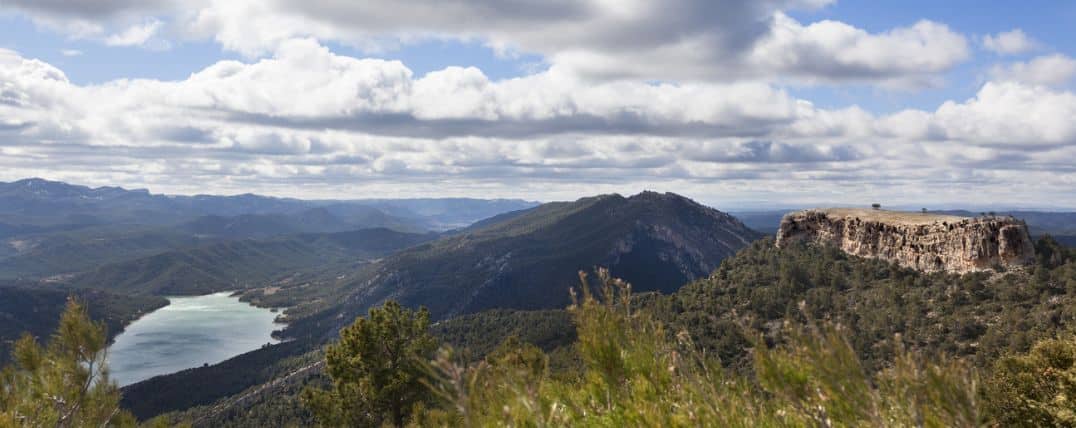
left=106, top=292, right=285, bottom=386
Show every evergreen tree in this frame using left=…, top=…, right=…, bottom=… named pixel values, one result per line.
left=302, top=301, right=437, bottom=427
left=0, top=299, right=136, bottom=427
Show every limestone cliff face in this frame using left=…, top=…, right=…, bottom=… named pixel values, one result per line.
left=776, top=208, right=1035, bottom=274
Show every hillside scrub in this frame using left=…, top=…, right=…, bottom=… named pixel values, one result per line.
left=411, top=269, right=984, bottom=427
left=664, top=236, right=1076, bottom=372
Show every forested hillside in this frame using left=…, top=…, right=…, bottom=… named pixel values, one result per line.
left=0, top=286, right=167, bottom=364
left=662, top=235, right=1076, bottom=370
left=139, top=234, right=1076, bottom=426
left=280, top=191, right=761, bottom=342
left=69, top=228, right=434, bottom=295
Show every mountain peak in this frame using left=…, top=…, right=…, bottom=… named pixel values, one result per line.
left=319, top=193, right=765, bottom=323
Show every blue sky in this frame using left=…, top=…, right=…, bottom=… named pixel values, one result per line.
left=6, top=1, right=1073, bottom=112
left=0, top=14, right=544, bottom=84
left=788, top=0, right=1076, bottom=112
left=0, top=1, right=1074, bottom=208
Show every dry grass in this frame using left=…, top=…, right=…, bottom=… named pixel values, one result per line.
left=811, top=208, right=969, bottom=226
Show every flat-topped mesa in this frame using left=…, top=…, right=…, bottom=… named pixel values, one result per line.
left=776, top=208, right=1035, bottom=274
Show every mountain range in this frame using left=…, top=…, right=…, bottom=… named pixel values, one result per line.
left=3, top=178, right=1075, bottom=425
left=0, top=178, right=538, bottom=280
left=116, top=191, right=763, bottom=416
left=0, top=178, right=537, bottom=231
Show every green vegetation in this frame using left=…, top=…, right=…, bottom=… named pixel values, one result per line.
left=290, top=192, right=761, bottom=337
left=303, top=301, right=437, bottom=427
left=0, top=227, right=210, bottom=280
left=129, top=234, right=1076, bottom=426
left=319, top=270, right=984, bottom=426
left=984, top=337, right=1076, bottom=426
left=0, top=287, right=166, bottom=365
left=430, top=309, right=575, bottom=359
left=70, top=228, right=432, bottom=296
left=13, top=233, right=1076, bottom=426
left=0, top=300, right=136, bottom=427
left=662, top=236, right=1076, bottom=371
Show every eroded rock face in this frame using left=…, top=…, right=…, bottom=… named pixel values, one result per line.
left=776, top=208, right=1035, bottom=274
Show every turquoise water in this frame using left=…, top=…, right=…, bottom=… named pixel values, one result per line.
left=107, top=292, right=280, bottom=386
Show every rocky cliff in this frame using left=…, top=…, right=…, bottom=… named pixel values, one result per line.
left=776, top=208, right=1034, bottom=274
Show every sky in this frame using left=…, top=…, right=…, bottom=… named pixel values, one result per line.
left=0, top=1, right=1074, bottom=209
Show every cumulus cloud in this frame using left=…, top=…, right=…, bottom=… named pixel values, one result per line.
left=0, top=0, right=167, bottom=19
left=982, top=29, right=1037, bottom=55
left=0, top=0, right=174, bottom=41
left=178, top=0, right=966, bottom=85
left=932, top=81, right=1076, bottom=147
left=133, top=39, right=807, bottom=138
left=104, top=19, right=169, bottom=49
left=0, top=0, right=974, bottom=87
left=0, top=42, right=1073, bottom=206
left=990, top=54, right=1076, bottom=87
left=752, top=14, right=967, bottom=86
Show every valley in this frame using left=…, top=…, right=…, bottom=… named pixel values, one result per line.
left=1, top=178, right=1075, bottom=426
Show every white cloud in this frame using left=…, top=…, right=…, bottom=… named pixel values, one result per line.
left=0, top=0, right=169, bottom=19
left=982, top=29, right=1037, bottom=55
left=0, top=0, right=175, bottom=43
left=104, top=19, right=168, bottom=49
left=0, top=42, right=1073, bottom=206
left=932, top=81, right=1076, bottom=147
left=990, top=54, right=1076, bottom=87
left=177, top=0, right=966, bottom=85
left=1, top=0, right=973, bottom=87
left=749, top=14, right=968, bottom=86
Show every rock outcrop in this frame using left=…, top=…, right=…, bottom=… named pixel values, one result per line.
left=776, top=208, right=1034, bottom=274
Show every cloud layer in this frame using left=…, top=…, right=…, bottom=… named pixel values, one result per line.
left=0, top=1, right=1073, bottom=207
left=0, top=37, right=1073, bottom=206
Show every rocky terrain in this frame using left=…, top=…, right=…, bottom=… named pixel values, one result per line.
left=776, top=208, right=1034, bottom=273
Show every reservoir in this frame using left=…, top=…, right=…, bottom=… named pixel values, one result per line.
left=107, top=292, right=280, bottom=386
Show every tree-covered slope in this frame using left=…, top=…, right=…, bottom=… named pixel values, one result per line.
left=69, top=228, right=434, bottom=295
left=120, top=234, right=1076, bottom=425
left=661, top=235, right=1076, bottom=371
left=0, top=286, right=167, bottom=364
left=0, top=227, right=212, bottom=279
left=283, top=192, right=762, bottom=340
left=176, top=207, right=426, bottom=239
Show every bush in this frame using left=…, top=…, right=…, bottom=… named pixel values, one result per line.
left=984, top=337, right=1076, bottom=427
left=420, top=269, right=983, bottom=427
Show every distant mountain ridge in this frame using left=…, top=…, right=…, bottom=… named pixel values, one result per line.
left=176, top=207, right=425, bottom=239
left=283, top=191, right=763, bottom=340
left=0, top=178, right=538, bottom=280
left=0, top=178, right=538, bottom=231
left=0, top=178, right=309, bottom=225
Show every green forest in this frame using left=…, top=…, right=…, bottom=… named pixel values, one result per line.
left=3, top=236, right=1075, bottom=426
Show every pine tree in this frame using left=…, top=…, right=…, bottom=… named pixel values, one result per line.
left=302, top=301, right=437, bottom=427
left=0, top=298, right=136, bottom=427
